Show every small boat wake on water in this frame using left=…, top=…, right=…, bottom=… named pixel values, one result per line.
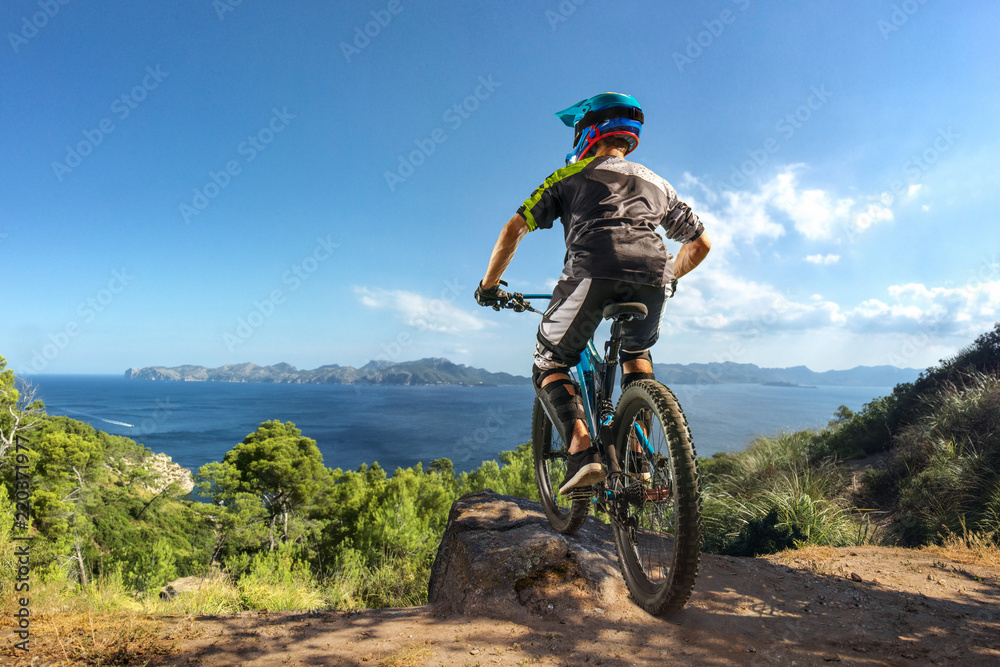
left=65, top=410, right=134, bottom=429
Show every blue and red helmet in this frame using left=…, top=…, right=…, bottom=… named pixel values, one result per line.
left=555, top=92, right=644, bottom=164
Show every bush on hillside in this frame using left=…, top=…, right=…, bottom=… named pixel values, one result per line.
left=700, top=431, right=859, bottom=555
left=818, top=321, right=1000, bottom=460
left=857, top=371, right=1000, bottom=546
left=719, top=508, right=806, bottom=557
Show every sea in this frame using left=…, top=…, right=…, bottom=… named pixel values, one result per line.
left=23, top=376, right=892, bottom=476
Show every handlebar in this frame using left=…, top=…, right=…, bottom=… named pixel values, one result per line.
left=496, top=292, right=551, bottom=314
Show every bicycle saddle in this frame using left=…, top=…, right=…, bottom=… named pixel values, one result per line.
left=602, top=302, right=648, bottom=321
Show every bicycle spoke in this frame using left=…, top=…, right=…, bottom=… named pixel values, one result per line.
left=532, top=398, right=588, bottom=534
left=611, top=380, right=701, bottom=614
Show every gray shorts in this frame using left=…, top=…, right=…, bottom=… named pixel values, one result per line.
left=534, top=277, right=669, bottom=370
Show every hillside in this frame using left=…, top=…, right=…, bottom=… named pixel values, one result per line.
left=136, top=494, right=1000, bottom=666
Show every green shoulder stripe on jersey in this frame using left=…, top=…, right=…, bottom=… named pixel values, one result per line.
left=522, top=157, right=595, bottom=231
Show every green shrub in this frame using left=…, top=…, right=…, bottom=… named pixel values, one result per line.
left=820, top=322, right=1000, bottom=460
left=236, top=545, right=325, bottom=611
left=860, top=371, right=1000, bottom=545
left=720, top=509, right=805, bottom=557
left=701, top=431, right=859, bottom=555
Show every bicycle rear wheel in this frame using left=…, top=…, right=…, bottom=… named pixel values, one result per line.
left=532, top=397, right=589, bottom=535
left=611, top=380, right=701, bottom=614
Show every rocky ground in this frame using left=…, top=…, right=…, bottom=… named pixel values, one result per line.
left=147, top=492, right=1000, bottom=666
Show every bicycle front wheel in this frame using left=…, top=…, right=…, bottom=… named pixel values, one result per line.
left=532, top=397, right=589, bottom=535
left=611, top=380, right=701, bottom=614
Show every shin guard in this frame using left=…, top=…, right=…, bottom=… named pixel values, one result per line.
left=533, top=365, right=587, bottom=447
left=620, top=349, right=655, bottom=390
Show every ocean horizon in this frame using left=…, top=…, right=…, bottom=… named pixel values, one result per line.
left=23, top=375, right=894, bottom=476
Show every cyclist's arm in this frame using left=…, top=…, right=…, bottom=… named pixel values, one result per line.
left=673, top=232, right=711, bottom=280
left=481, top=213, right=529, bottom=289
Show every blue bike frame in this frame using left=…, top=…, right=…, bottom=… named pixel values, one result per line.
left=521, top=292, right=657, bottom=470
left=521, top=293, right=613, bottom=442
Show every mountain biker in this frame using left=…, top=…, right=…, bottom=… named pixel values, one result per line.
left=475, top=92, right=711, bottom=495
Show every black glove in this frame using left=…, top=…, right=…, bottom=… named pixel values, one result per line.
left=668, top=278, right=678, bottom=298
left=475, top=280, right=509, bottom=310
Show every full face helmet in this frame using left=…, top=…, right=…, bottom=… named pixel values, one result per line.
left=555, top=92, right=644, bottom=165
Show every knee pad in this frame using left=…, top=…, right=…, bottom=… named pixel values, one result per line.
left=533, top=365, right=587, bottom=446
left=619, top=350, right=655, bottom=389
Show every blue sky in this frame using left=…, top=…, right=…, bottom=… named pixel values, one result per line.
left=2, top=0, right=998, bottom=376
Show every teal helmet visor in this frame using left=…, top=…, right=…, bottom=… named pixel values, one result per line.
left=555, top=92, right=644, bottom=164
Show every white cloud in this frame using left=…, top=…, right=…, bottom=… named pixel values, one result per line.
left=855, top=203, right=893, bottom=231
left=666, top=263, right=1000, bottom=343
left=666, top=269, right=846, bottom=335
left=677, top=173, right=784, bottom=251
left=852, top=281, right=1000, bottom=334
left=765, top=168, right=855, bottom=240
left=652, top=165, right=996, bottom=370
left=908, top=184, right=923, bottom=197
left=680, top=166, right=893, bottom=247
left=354, top=287, right=491, bottom=334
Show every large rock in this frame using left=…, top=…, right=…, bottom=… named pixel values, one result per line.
left=428, top=490, right=634, bottom=622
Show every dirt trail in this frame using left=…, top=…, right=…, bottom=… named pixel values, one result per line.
left=153, top=545, right=1000, bottom=666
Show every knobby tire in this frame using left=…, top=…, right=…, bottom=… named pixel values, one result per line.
left=611, top=380, right=702, bottom=614
left=531, top=397, right=589, bottom=535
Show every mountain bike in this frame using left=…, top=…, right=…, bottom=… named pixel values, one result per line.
left=500, top=290, right=702, bottom=614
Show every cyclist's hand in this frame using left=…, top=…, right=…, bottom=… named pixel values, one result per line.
left=475, top=280, right=509, bottom=310
left=668, top=278, right=678, bottom=298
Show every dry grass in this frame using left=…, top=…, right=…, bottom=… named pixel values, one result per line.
left=921, top=529, right=1000, bottom=569
left=0, top=562, right=329, bottom=665
left=774, top=544, right=840, bottom=561
left=0, top=576, right=202, bottom=666
left=771, top=529, right=1000, bottom=571
left=0, top=610, right=201, bottom=666
left=377, top=640, right=435, bottom=667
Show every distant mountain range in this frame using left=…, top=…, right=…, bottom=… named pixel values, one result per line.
left=651, top=362, right=921, bottom=387
left=125, top=358, right=922, bottom=388
left=124, top=358, right=530, bottom=386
